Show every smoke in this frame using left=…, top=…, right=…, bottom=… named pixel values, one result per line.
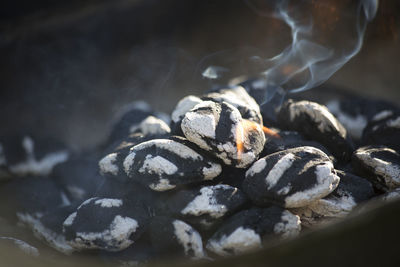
left=242, top=0, right=378, bottom=103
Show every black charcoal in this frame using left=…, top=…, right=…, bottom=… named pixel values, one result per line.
left=243, top=147, right=340, bottom=208
left=206, top=207, right=300, bottom=256
left=278, top=99, right=353, bottom=161
left=159, top=184, right=248, bottom=229
left=20, top=204, right=78, bottom=254
left=352, top=146, right=400, bottom=191
left=362, top=113, right=400, bottom=151
left=123, top=138, right=222, bottom=191
left=149, top=216, right=205, bottom=259
left=0, top=176, right=69, bottom=221
left=63, top=197, right=149, bottom=251
left=181, top=101, right=265, bottom=168
left=53, top=154, right=105, bottom=202
left=0, top=135, right=69, bottom=180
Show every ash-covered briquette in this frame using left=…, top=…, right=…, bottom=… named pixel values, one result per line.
left=158, top=184, right=248, bottom=229
left=123, top=138, right=222, bottom=191
left=325, top=98, right=400, bottom=140
left=352, top=146, right=400, bottom=191
left=242, top=146, right=340, bottom=208
left=206, top=206, right=300, bottom=256
left=0, top=176, right=69, bottom=222
left=202, top=86, right=263, bottom=124
left=170, top=95, right=204, bottom=135
left=291, top=170, right=375, bottom=226
left=0, top=135, right=69, bottom=181
left=20, top=204, right=78, bottom=254
left=53, top=154, right=105, bottom=202
left=0, top=237, right=40, bottom=257
left=106, top=101, right=170, bottom=146
left=380, top=187, right=400, bottom=202
left=63, top=197, right=149, bottom=251
left=362, top=113, right=400, bottom=151
left=278, top=99, right=354, bottom=161
left=129, top=115, right=171, bottom=136
left=181, top=101, right=265, bottom=168
left=260, top=130, right=334, bottom=161
left=149, top=216, right=205, bottom=259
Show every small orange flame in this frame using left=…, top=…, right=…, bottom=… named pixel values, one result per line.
left=236, top=119, right=280, bottom=161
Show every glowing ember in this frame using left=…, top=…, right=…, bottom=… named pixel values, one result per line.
left=236, top=119, right=280, bottom=161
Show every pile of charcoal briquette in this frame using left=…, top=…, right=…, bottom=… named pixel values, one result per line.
left=1, top=84, right=400, bottom=265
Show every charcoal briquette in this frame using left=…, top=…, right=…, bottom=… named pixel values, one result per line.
left=123, top=138, right=222, bottom=191
left=158, top=184, right=248, bottom=229
left=206, top=207, right=300, bottom=256
left=149, top=216, right=205, bottom=259
left=63, top=197, right=149, bottom=251
left=278, top=99, right=353, bottom=161
left=171, top=95, right=203, bottom=136
left=0, top=237, right=40, bottom=257
left=352, top=146, right=400, bottom=191
left=362, top=113, right=400, bottom=151
left=181, top=101, right=265, bottom=168
left=243, top=146, right=340, bottom=208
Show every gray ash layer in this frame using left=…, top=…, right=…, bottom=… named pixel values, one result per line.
left=123, top=138, right=222, bottom=191
left=352, top=146, right=400, bottom=191
left=181, top=101, right=265, bottom=168
left=206, top=207, right=300, bottom=256
left=243, top=146, right=340, bottom=208
left=278, top=99, right=354, bottom=161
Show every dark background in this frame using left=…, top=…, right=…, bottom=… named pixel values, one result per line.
left=0, top=0, right=399, bottom=150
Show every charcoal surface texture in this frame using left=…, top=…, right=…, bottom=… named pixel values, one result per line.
left=181, top=100, right=265, bottom=168
left=0, top=135, right=69, bottom=180
left=243, top=146, right=340, bottom=208
left=158, top=184, right=248, bottom=229
left=206, top=206, right=300, bottom=256
left=278, top=99, right=353, bottom=161
left=123, top=138, right=222, bottom=191
left=352, top=146, right=400, bottom=191
left=362, top=113, right=400, bottom=151
left=202, top=86, right=263, bottom=124
left=53, top=154, right=105, bottom=202
left=149, top=216, right=204, bottom=259
left=170, top=95, right=204, bottom=136
left=63, top=196, right=149, bottom=251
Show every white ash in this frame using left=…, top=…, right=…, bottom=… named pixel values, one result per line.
left=0, top=237, right=40, bottom=257
left=139, top=155, right=178, bottom=176
left=171, top=95, right=203, bottom=123
left=63, top=212, right=77, bottom=227
left=245, top=158, right=267, bottom=177
left=99, top=153, right=119, bottom=176
left=277, top=184, right=292, bottom=196
left=17, top=213, right=74, bottom=254
left=381, top=188, right=400, bottom=202
left=202, top=164, right=222, bottom=180
left=307, top=193, right=357, bottom=217
left=285, top=161, right=340, bottom=208
left=290, top=101, right=343, bottom=133
left=181, top=185, right=229, bottom=219
left=130, top=115, right=171, bottom=135
left=71, top=215, right=138, bottom=251
left=265, top=153, right=296, bottom=190
left=326, top=100, right=367, bottom=139
left=94, top=198, right=123, bottom=208
left=273, top=210, right=301, bottom=239
left=183, top=105, right=217, bottom=142
left=372, top=110, right=394, bottom=121
left=149, top=178, right=176, bottom=191
left=354, top=147, right=400, bottom=189
left=172, top=220, right=204, bottom=259
left=206, top=227, right=262, bottom=256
